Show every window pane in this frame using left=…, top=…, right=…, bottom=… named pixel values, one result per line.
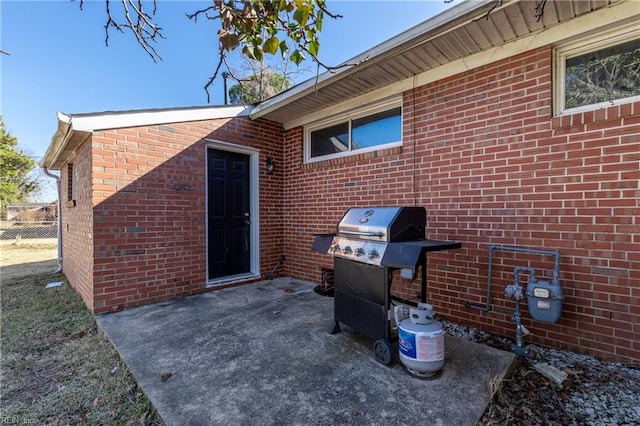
left=565, top=38, right=640, bottom=109
left=351, top=107, right=401, bottom=150
left=310, top=122, right=349, bottom=158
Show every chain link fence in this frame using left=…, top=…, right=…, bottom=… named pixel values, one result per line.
left=0, top=221, right=58, bottom=240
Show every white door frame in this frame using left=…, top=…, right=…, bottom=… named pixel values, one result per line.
left=205, top=139, right=260, bottom=285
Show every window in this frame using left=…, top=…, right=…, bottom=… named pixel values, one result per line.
left=554, top=24, right=640, bottom=115
left=67, top=163, right=77, bottom=206
left=305, top=99, right=402, bottom=162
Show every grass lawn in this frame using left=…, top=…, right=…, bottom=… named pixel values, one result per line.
left=1, top=244, right=163, bottom=425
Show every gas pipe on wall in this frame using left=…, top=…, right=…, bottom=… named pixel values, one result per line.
left=505, top=263, right=564, bottom=356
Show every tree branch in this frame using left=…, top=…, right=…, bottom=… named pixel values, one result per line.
left=102, top=0, right=165, bottom=62
left=192, top=1, right=359, bottom=103
left=185, top=5, right=218, bottom=22
left=473, top=0, right=503, bottom=22
left=315, top=1, right=342, bottom=20
left=472, top=0, right=546, bottom=23
left=203, top=45, right=228, bottom=104
left=84, top=0, right=565, bottom=103
left=534, top=0, right=547, bottom=22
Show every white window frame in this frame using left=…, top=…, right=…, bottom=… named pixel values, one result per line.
left=554, top=23, right=640, bottom=116
left=303, top=96, right=402, bottom=163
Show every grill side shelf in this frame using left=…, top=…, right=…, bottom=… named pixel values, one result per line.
left=381, top=240, right=462, bottom=269
left=312, top=233, right=335, bottom=253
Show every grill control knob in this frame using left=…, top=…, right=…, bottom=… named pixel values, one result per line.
left=368, top=250, right=379, bottom=259
left=355, top=248, right=365, bottom=257
left=330, top=244, right=341, bottom=253
left=343, top=246, right=353, bottom=255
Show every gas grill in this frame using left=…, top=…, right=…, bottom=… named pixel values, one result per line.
left=313, top=206, right=461, bottom=364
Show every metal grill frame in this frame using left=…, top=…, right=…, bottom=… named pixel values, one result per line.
left=312, top=206, right=462, bottom=365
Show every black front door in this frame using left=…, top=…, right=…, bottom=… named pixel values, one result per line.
left=207, top=148, right=251, bottom=280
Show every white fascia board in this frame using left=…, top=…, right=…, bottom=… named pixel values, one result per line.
left=39, top=112, right=73, bottom=167
left=282, top=1, right=639, bottom=130
left=69, top=105, right=251, bottom=132
left=41, top=105, right=251, bottom=168
left=250, top=0, right=496, bottom=120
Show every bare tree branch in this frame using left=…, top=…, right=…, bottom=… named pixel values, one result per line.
left=472, top=0, right=546, bottom=23
left=185, top=5, right=218, bottom=23
left=102, top=0, right=165, bottom=63
left=104, top=0, right=125, bottom=50
left=314, top=2, right=342, bottom=20
left=203, top=45, right=227, bottom=103
left=474, top=0, right=503, bottom=21
left=0, top=49, right=11, bottom=56
left=534, top=0, right=547, bottom=22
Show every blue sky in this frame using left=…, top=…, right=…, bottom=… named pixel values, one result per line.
left=1, top=0, right=453, bottom=200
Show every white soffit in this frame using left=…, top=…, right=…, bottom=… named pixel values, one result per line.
left=282, top=0, right=639, bottom=130
left=250, top=0, right=497, bottom=120
left=251, top=0, right=634, bottom=127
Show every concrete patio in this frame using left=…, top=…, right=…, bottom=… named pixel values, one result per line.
left=97, top=278, right=516, bottom=425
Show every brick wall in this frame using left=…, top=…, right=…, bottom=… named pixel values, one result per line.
left=61, top=142, right=94, bottom=310
left=81, top=116, right=283, bottom=314
left=283, top=46, right=639, bottom=363
left=58, top=46, right=638, bottom=362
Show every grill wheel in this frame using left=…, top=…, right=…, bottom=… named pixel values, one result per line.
left=373, top=339, right=393, bottom=365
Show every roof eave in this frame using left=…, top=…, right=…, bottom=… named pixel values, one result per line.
left=40, top=112, right=78, bottom=170
left=249, top=0, right=497, bottom=121
left=41, top=105, right=253, bottom=170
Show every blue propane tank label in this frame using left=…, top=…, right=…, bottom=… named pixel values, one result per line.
left=398, top=328, right=417, bottom=359
left=399, top=327, right=445, bottom=362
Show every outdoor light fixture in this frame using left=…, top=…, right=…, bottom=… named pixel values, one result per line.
left=265, top=157, right=275, bottom=173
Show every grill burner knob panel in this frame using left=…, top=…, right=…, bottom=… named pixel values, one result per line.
left=327, top=236, right=389, bottom=266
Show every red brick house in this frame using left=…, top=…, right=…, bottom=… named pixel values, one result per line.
left=41, top=0, right=639, bottom=363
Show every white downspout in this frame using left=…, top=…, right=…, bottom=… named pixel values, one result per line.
left=42, top=167, right=62, bottom=273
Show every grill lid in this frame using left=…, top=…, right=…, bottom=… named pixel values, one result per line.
left=312, top=206, right=461, bottom=269
left=337, top=207, right=426, bottom=242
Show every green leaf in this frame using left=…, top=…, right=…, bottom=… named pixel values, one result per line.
left=308, top=41, right=319, bottom=56
left=290, top=49, right=305, bottom=65
left=253, top=47, right=263, bottom=62
left=263, top=36, right=280, bottom=55
left=242, top=45, right=257, bottom=60
left=267, top=26, right=278, bottom=37
left=293, top=6, right=309, bottom=26
left=279, top=41, right=289, bottom=57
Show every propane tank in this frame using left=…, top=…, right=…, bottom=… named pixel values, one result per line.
left=395, top=303, right=445, bottom=378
